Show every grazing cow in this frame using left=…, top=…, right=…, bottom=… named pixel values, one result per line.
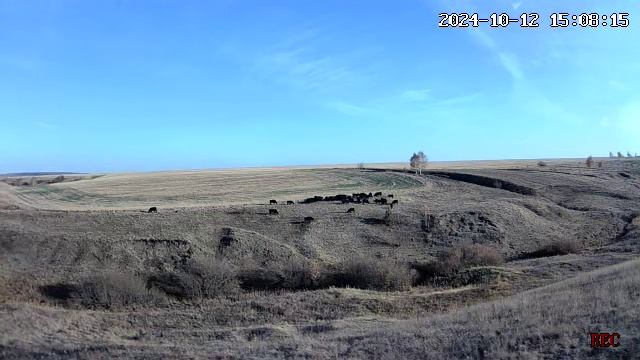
left=269, top=209, right=279, bottom=215
left=362, top=198, right=370, bottom=204
left=347, top=208, right=355, bottom=213
left=379, top=198, right=388, bottom=205
left=148, top=207, right=158, bottom=213
left=388, top=194, right=394, bottom=198
left=286, top=201, right=295, bottom=205
left=270, top=200, right=278, bottom=205
left=374, top=199, right=381, bottom=204
left=391, top=200, right=399, bottom=205
left=304, top=216, right=314, bottom=222
left=368, top=192, right=373, bottom=197
left=374, top=192, right=382, bottom=197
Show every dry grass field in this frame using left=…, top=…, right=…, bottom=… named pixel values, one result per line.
left=1, top=158, right=639, bottom=358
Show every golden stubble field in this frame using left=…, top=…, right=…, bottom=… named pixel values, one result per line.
left=1, top=158, right=579, bottom=211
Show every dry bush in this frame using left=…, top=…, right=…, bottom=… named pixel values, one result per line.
left=522, top=239, right=580, bottom=259
left=279, top=258, right=322, bottom=290
left=241, top=258, right=323, bottom=291
left=335, top=258, right=640, bottom=360
left=413, top=245, right=503, bottom=285
left=412, top=250, right=462, bottom=285
left=537, top=161, right=547, bottom=167
left=460, top=244, right=504, bottom=267
left=328, top=257, right=413, bottom=291
left=148, top=258, right=239, bottom=299
left=74, top=272, right=167, bottom=307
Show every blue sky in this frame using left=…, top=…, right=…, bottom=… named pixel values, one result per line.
left=1, top=0, right=639, bottom=173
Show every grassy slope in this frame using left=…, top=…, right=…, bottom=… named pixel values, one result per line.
left=1, top=257, right=637, bottom=359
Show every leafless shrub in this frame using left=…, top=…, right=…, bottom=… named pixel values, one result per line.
left=279, top=258, right=322, bottom=290
left=460, top=244, right=504, bottom=267
left=75, top=272, right=167, bottom=307
left=329, top=257, right=413, bottom=291
left=148, top=258, right=239, bottom=299
left=239, top=258, right=322, bottom=291
left=537, top=161, right=547, bottom=167
left=413, top=245, right=503, bottom=285
left=521, top=239, right=581, bottom=259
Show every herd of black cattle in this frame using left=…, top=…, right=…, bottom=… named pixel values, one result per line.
left=265, top=192, right=399, bottom=216
left=146, top=192, right=398, bottom=217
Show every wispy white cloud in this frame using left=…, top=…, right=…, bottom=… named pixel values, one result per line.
left=325, top=88, right=481, bottom=118
left=250, top=27, right=379, bottom=94
left=324, top=100, right=372, bottom=117
left=399, top=89, right=431, bottom=102
left=498, top=53, right=524, bottom=81
left=34, top=121, right=58, bottom=129
left=469, top=29, right=525, bottom=82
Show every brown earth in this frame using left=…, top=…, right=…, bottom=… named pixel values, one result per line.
left=1, top=158, right=639, bottom=359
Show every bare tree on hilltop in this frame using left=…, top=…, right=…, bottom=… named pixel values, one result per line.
left=617, top=152, right=624, bottom=159
left=410, top=151, right=428, bottom=175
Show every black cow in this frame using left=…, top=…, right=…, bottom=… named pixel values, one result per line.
left=269, top=209, right=279, bottom=215
left=347, top=208, right=356, bottom=213
left=374, top=192, right=382, bottom=197
left=286, top=200, right=295, bottom=205
left=304, top=216, right=314, bottom=222
left=391, top=199, right=399, bottom=205
left=368, top=192, right=373, bottom=197
left=362, top=198, right=370, bottom=204
left=148, top=207, right=158, bottom=213
left=269, top=200, right=278, bottom=205
left=379, top=198, right=388, bottom=205
left=388, top=194, right=394, bottom=198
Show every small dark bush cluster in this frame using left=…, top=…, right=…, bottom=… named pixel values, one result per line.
left=238, top=258, right=322, bottom=291
left=520, top=240, right=580, bottom=259
left=460, top=244, right=504, bottom=267
left=537, top=161, right=547, bottom=167
left=148, top=258, right=239, bottom=300
left=413, top=244, right=503, bottom=285
left=74, top=272, right=167, bottom=307
left=328, top=257, right=413, bottom=291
